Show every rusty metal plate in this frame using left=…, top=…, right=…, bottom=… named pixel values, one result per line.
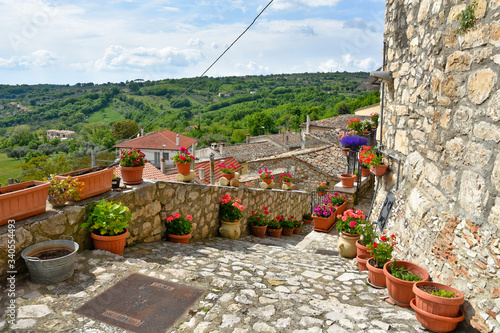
left=315, top=249, right=339, bottom=256
left=75, top=273, right=204, bottom=333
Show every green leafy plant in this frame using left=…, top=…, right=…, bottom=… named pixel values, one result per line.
left=291, top=217, right=302, bottom=228
left=119, top=147, right=146, bottom=167
left=267, top=217, right=281, bottom=229
left=220, top=162, right=235, bottom=174
left=370, top=112, right=379, bottom=127
left=368, top=234, right=397, bottom=268
left=458, top=1, right=478, bottom=35
left=248, top=206, right=269, bottom=227
left=358, top=220, right=375, bottom=247
left=303, top=213, right=313, bottom=220
left=280, top=218, right=294, bottom=230
left=389, top=262, right=422, bottom=282
left=44, top=175, right=84, bottom=205
left=166, top=213, right=193, bottom=235
left=359, top=146, right=383, bottom=167
left=336, top=209, right=366, bottom=234
left=83, top=199, right=132, bottom=236
left=361, top=120, right=372, bottom=132
left=430, top=289, right=457, bottom=298
left=315, top=182, right=328, bottom=191
left=219, top=194, right=245, bottom=222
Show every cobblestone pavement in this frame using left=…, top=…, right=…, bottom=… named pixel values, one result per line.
left=0, top=222, right=473, bottom=333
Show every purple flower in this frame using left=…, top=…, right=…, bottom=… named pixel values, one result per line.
left=340, top=136, right=368, bottom=148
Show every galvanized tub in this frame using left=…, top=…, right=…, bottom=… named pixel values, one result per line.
left=21, top=236, right=79, bottom=284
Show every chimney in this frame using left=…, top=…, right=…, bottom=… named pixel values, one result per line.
left=285, top=134, right=289, bottom=146
left=140, top=128, right=144, bottom=136
left=160, top=157, right=165, bottom=174
left=176, top=134, right=179, bottom=146
left=199, top=168, right=205, bottom=180
left=306, top=115, right=311, bottom=134
left=220, top=142, right=225, bottom=156
left=246, top=134, right=250, bottom=144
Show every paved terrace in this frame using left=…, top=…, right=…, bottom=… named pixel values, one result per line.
left=1, top=223, right=472, bottom=333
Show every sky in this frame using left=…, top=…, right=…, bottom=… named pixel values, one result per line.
left=0, top=0, right=386, bottom=85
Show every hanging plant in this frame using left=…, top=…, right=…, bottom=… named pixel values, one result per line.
left=457, top=1, right=478, bottom=35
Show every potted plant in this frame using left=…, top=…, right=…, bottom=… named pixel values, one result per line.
left=356, top=220, right=375, bottom=271
left=172, top=147, right=194, bottom=175
left=119, top=147, right=146, bottom=184
left=340, top=173, right=356, bottom=188
left=410, top=281, right=465, bottom=332
left=248, top=206, right=269, bottom=238
left=82, top=199, right=133, bottom=255
left=292, top=217, right=302, bottom=234
left=358, top=145, right=373, bottom=177
left=258, top=168, right=274, bottom=185
left=281, top=217, right=295, bottom=236
left=56, top=165, right=114, bottom=200
left=384, top=259, right=430, bottom=307
left=340, top=135, right=368, bottom=152
left=315, top=182, right=328, bottom=196
left=266, top=216, right=283, bottom=238
left=302, top=213, right=313, bottom=225
left=338, top=130, right=357, bottom=156
left=166, top=212, right=193, bottom=244
left=370, top=112, right=379, bottom=129
left=0, top=180, right=50, bottom=226
left=219, top=162, right=235, bottom=180
left=312, top=192, right=347, bottom=232
left=361, top=146, right=388, bottom=176
left=366, top=234, right=396, bottom=288
left=44, top=175, right=84, bottom=208
left=361, top=120, right=373, bottom=136
left=347, top=118, right=363, bottom=135
left=219, top=194, right=245, bottom=240
left=111, top=174, right=121, bottom=189
left=280, top=173, right=292, bottom=186
left=335, top=209, right=366, bottom=258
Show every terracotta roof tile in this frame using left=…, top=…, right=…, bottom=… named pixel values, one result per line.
left=194, top=157, right=243, bottom=184
left=294, top=145, right=348, bottom=177
left=114, top=129, right=197, bottom=150
left=222, top=142, right=283, bottom=162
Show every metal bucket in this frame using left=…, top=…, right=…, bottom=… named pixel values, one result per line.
left=21, top=235, right=79, bottom=284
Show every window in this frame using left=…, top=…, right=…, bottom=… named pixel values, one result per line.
left=163, top=152, right=169, bottom=160
left=154, top=152, right=160, bottom=164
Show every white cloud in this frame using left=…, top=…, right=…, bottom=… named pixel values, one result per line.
left=93, top=45, right=202, bottom=71
left=272, top=0, right=341, bottom=10
left=319, top=54, right=378, bottom=72
left=235, top=61, right=270, bottom=73
left=0, top=50, right=57, bottom=69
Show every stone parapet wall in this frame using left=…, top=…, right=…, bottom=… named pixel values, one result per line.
left=375, top=0, right=500, bottom=331
left=0, top=181, right=311, bottom=279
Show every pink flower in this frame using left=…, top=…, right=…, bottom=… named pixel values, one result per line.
left=350, top=221, right=356, bottom=228
left=186, top=215, right=193, bottom=221
left=342, top=216, right=347, bottom=221
left=166, top=216, right=173, bottom=222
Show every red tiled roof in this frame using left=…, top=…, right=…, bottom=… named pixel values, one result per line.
left=194, top=157, right=243, bottom=184
left=113, top=129, right=197, bottom=150
left=114, top=162, right=176, bottom=181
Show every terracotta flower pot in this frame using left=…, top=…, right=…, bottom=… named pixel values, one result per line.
left=383, top=260, right=430, bottom=307
left=356, top=239, right=370, bottom=257
left=267, top=227, right=282, bottom=238
left=367, top=258, right=386, bottom=288
left=222, top=173, right=234, bottom=180
left=413, top=281, right=464, bottom=317
left=342, top=147, right=350, bottom=156
left=91, top=229, right=129, bottom=256
left=334, top=201, right=348, bottom=220
left=317, top=191, right=327, bottom=196
left=356, top=254, right=372, bottom=272
left=250, top=225, right=267, bottom=238
left=293, top=227, right=301, bottom=234
left=219, top=220, right=241, bottom=240
left=283, top=181, right=291, bottom=187
left=361, top=167, right=369, bottom=177
left=0, top=180, right=50, bottom=226
left=303, top=219, right=313, bottom=225
left=282, top=228, right=294, bottom=236
left=340, top=174, right=356, bottom=188
left=312, top=214, right=335, bottom=231
left=168, top=233, right=191, bottom=244
left=120, top=165, right=145, bottom=185
left=370, top=164, right=388, bottom=177
left=337, top=232, right=360, bottom=258
left=262, top=178, right=272, bottom=185
left=410, top=299, right=465, bottom=333
left=176, top=162, right=191, bottom=175
left=57, top=166, right=114, bottom=199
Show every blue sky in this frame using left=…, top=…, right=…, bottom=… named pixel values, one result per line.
left=0, top=0, right=385, bottom=85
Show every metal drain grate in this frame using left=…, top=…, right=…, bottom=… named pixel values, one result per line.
left=75, top=273, right=204, bottom=333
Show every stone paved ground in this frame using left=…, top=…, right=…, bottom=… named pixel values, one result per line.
left=0, top=223, right=473, bottom=333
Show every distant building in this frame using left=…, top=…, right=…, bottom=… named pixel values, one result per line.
left=218, top=92, right=233, bottom=97
left=113, top=129, right=198, bottom=168
left=46, top=130, right=76, bottom=140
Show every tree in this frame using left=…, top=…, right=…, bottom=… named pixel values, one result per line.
left=7, top=146, right=29, bottom=160
left=335, top=101, right=350, bottom=115
left=111, top=120, right=141, bottom=140
left=247, top=112, right=276, bottom=136
left=81, top=122, right=114, bottom=146
left=231, top=129, right=247, bottom=143
left=8, top=125, right=35, bottom=146
left=20, top=154, right=72, bottom=181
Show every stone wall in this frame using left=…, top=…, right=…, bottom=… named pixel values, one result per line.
left=0, top=181, right=311, bottom=279
left=374, top=0, right=500, bottom=331
left=246, top=157, right=339, bottom=192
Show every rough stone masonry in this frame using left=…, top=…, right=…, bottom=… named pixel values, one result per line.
left=370, top=0, right=500, bottom=332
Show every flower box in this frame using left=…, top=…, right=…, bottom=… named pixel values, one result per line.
left=56, top=166, right=113, bottom=201
left=0, top=181, right=50, bottom=226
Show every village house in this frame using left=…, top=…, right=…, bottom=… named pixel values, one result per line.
left=46, top=129, right=76, bottom=140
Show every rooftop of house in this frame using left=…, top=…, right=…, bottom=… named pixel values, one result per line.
left=113, top=129, right=197, bottom=150
left=301, top=114, right=371, bottom=130
left=251, top=131, right=303, bottom=147
left=221, top=141, right=284, bottom=163
left=354, top=103, right=380, bottom=116
left=114, top=162, right=178, bottom=182
left=194, top=157, right=243, bottom=184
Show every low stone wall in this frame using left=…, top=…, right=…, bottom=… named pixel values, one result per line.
left=0, top=180, right=311, bottom=279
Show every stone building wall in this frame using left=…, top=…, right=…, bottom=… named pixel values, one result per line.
left=0, top=181, right=310, bottom=279
left=247, top=157, right=339, bottom=192
left=373, top=0, right=500, bottom=331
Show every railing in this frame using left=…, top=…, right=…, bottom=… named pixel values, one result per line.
left=310, top=190, right=335, bottom=213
